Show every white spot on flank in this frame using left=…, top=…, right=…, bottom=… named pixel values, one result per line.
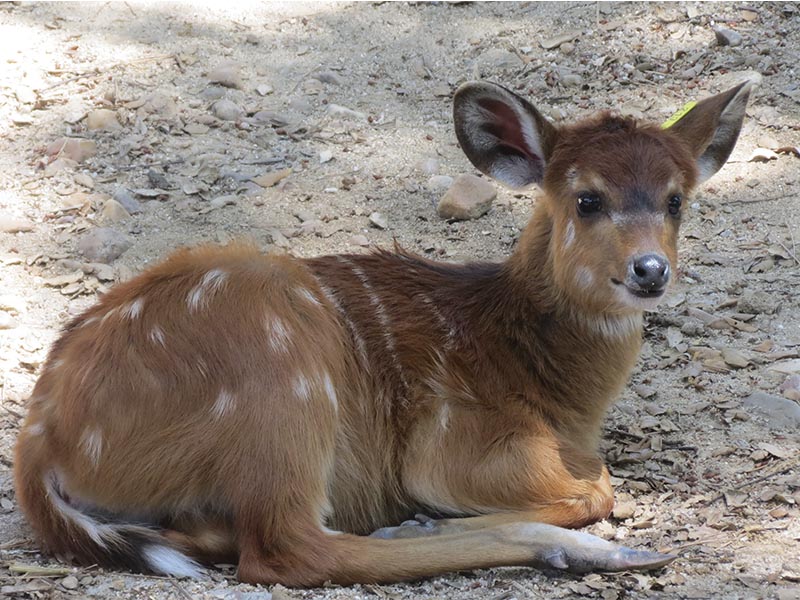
left=438, top=403, right=451, bottom=430
left=186, top=269, right=228, bottom=313
left=50, top=358, right=66, bottom=370
left=296, top=287, right=322, bottom=307
left=28, top=422, right=45, bottom=436
left=563, top=220, right=575, bottom=250
left=81, top=429, right=103, bottom=468
left=321, top=526, right=342, bottom=535
left=211, top=389, right=235, bottom=418
left=322, top=371, right=337, bottom=411
left=149, top=325, right=166, bottom=347
left=142, top=545, right=204, bottom=579
left=575, top=266, right=595, bottom=290
left=266, top=315, right=291, bottom=352
left=120, top=297, right=145, bottom=319
left=293, top=375, right=312, bottom=402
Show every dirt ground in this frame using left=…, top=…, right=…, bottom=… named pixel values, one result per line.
left=1, top=1, right=799, bottom=599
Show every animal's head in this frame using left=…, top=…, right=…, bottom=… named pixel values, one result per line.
left=453, top=80, right=754, bottom=314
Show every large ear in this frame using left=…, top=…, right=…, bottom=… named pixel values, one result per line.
left=667, top=79, right=757, bottom=183
left=453, top=81, right=558, bottom=189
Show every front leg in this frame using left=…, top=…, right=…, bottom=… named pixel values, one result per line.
left=403, top=408, right=617, bottom=529
left=370, top=516, right=675, bottom=573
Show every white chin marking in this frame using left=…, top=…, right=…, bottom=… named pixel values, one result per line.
left=142, top=545, right=204, bottom=578
left=614, top=285, right=665, bottom=312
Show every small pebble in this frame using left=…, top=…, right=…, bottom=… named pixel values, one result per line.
left=60, top=575, right=79, bottom=590
left=86, top=109, right=121, bottom=131
left=213, top=99, right=244, bottom=121
left=208, top=62, right=244, bottom=89
left=713, top=26, right=743, bottom=47
left=369, top=212, right=388, bottom=230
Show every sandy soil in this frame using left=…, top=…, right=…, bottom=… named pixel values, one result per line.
left=1, top=2, right=799, bottom=599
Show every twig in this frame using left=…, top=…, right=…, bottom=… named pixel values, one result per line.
left=779, top=242, right=800, bottom=266
left=169, top=579, right=195, bottom=600
left=38, top=54, right=177, bottom=95
left=7, top=563, right=74, bottom=576
left=705, top=455, right=800, bottom=505
left=727, top=193, right=793, bottom=205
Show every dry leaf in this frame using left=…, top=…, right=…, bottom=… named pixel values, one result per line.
left=748, top=148, right=779, bottom=162
left=252, top=168, right=292, bottom=188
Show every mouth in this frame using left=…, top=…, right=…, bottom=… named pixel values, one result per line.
left=611, top=279, right=666, bottom=307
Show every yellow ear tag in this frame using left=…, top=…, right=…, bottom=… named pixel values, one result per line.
left=661, top=100, right=697, bottom=129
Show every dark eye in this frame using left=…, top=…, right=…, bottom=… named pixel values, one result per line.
left=577, top=193, right=602, bottom=216
left=668, top=194, right=682, bottom=216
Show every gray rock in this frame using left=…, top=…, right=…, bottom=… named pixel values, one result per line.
left=743, top=391, right=800, bottom=431
left=213, top=99, right=244, bottom=121
left=78, top=228, right=132, bottom=264
left=738, top=289, right=780, bottom=314
left=714, top=26, right=743, bottom=47
left=437, top=174, right=496, bottom=220
left=113, top=188, right=142, bottom=214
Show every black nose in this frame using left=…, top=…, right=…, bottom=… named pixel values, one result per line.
left=629, top=254, right=670, bottom=291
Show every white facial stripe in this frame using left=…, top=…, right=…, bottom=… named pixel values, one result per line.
left=575, top=266, right=594, bottom=290
left=563, top=220, right=575, bottom=250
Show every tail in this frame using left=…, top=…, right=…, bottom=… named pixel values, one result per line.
left=14, top=439, right=203, bottom=578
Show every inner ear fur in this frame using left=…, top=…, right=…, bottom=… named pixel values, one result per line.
left=453, top=82, right=558, bottom=189
left=667, top=79, right=756, bottom=183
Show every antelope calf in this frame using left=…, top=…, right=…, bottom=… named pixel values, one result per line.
left=15, top=80, right=753, bottom=586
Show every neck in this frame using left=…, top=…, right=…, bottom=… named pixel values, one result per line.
left=481, top=205, right=643, bottom=445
